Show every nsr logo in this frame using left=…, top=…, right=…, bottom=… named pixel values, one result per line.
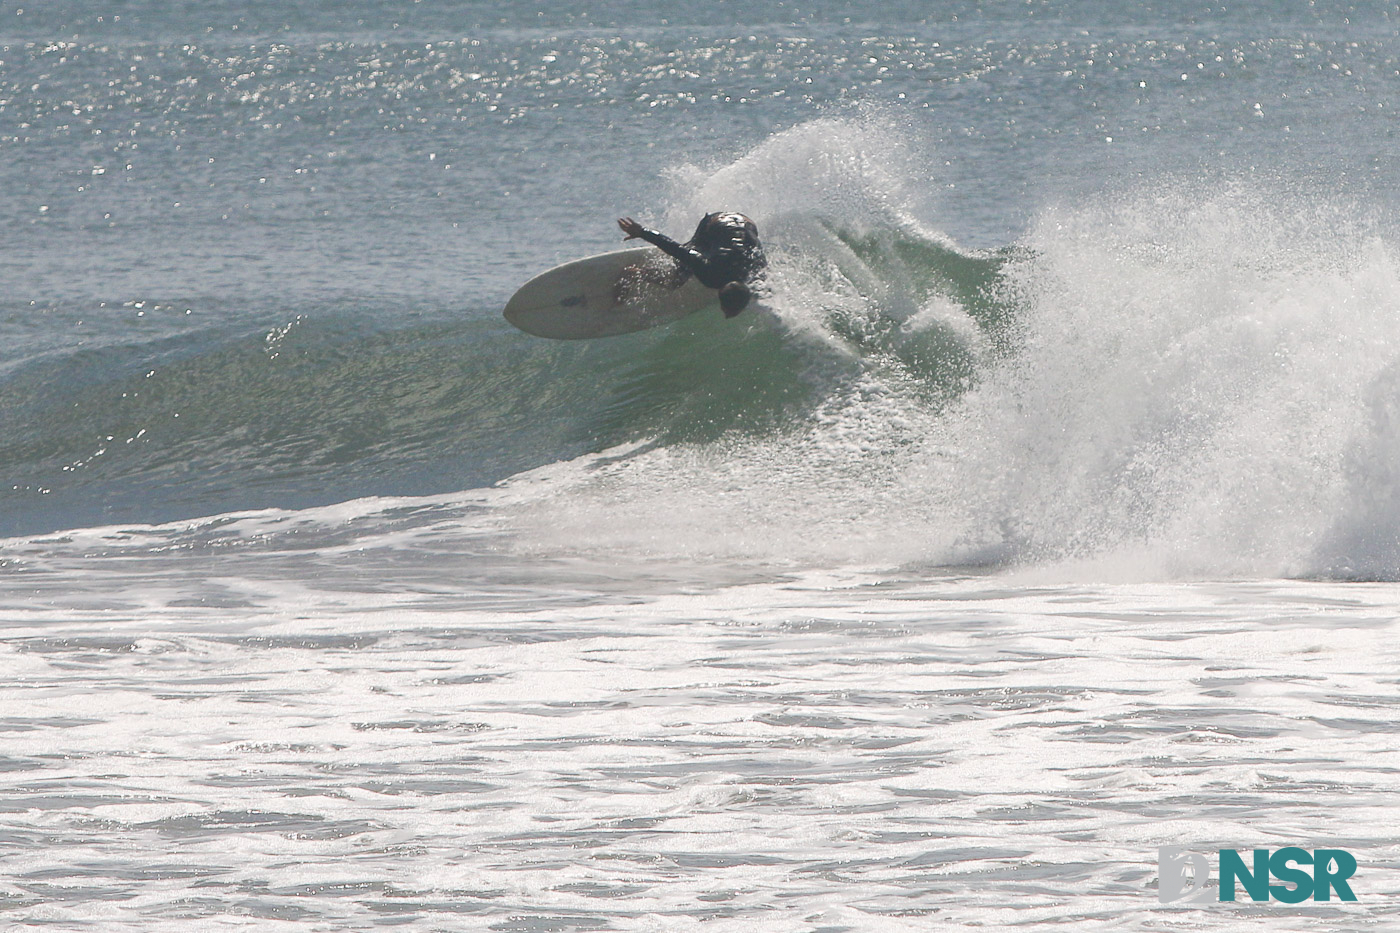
left=1158, top=847, right=1358, bottom=904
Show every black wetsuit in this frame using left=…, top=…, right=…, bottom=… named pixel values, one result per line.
left=633, top=212, right=766, bottom=290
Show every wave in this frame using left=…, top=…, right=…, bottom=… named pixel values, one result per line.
left=11, top=114, right=1400, bottom=582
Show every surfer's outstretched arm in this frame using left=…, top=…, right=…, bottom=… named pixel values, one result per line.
left=618, top=217, right=707, bottom=275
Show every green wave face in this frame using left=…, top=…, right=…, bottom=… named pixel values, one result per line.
left=0, top=217, right=1014, bottom=537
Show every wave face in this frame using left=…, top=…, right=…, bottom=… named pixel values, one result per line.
left=0, top=104, right=1018, bottom=539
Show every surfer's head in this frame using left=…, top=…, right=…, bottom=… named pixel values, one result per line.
left=719, top=281, right=751, bottom=317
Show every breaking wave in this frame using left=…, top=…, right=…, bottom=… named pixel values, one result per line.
left=8, top=115, right=1400, bottom=581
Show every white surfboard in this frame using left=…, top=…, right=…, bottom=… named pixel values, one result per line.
left=503, top=247, right=716, bottom=339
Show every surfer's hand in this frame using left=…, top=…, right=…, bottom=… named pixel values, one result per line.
left=618, top=217, right=644, bottom=240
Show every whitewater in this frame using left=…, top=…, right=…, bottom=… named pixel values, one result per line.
left=2, top=1, right=1399, bottom=929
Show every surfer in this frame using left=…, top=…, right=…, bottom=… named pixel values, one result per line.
left=617, top=212, right=766, bottom=317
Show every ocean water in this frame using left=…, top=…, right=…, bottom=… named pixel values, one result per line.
left=3, top=1, right=1400, bottom=929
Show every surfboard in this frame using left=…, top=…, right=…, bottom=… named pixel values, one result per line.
left=503, top=247, right=716, bottom=339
